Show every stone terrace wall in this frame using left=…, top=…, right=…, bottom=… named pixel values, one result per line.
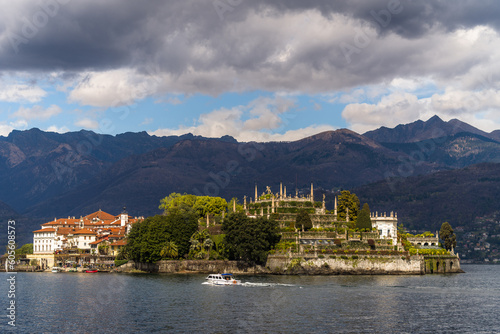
left=267, top=254, right=425, bottom=275
left=423, top=255, right=463, bottom=274
left=118, top=260, right=267, bottom=274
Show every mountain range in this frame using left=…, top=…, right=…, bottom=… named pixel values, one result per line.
left=2, top=115, right=500, bottom=246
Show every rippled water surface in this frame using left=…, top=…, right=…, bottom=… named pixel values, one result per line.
left=1, top=264, right=499, bottom=333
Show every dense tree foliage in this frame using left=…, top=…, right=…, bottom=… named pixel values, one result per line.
left=296, top=209, right=313, bottom=231
left=16, top=243, right=33, bottom=255
left=222, top=212, right=281, bottom=265
left=440, top=222, right=457, bottom=251
left=159, top=193, right=227, bottom=218
left=160, top=241, right=178, bottom=259
left=124, top=209, right=198, bottom=263
left=337, top=190, right=360, bottom=221
left=356, top=203, right=372, bottom=231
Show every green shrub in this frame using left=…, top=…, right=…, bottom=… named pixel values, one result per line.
left=318, top=254, right=325, bottom=259
left=351, top=255, right=358, bottom=260
left=329, top=255, right=336, bottom=259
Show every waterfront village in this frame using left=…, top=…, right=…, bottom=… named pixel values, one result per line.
left=20, top=183, right=461, bottom=275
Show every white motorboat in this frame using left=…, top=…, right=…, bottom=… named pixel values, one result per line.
left=51, top=267, right=62, bottom=273
left=205, top=273, right=241, bottom=285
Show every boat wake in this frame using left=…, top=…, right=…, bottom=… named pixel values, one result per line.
left=239, top=282, right=295, bottom=287
left=202, top=281, right=295, bottom=287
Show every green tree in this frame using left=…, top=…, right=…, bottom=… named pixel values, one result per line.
left=124, top=209, right=198, bottom=263
left=440, top=222, right=457, bottom=251
left=16, top=243, right=33, bottom=255
left=159, top=193, right=227, bottom=218
left=159, top=193, right=196, bottom=213
left=295, top=209, right=313, bottom=231
left=189, top=229, right=212, bottom=259
left=222, top=212, right=281, bottom=265
left=160, top=241, right=178, bottom=259
left=337, top=190, right=360, bottom=222
left=356, top=203, right=372, bottom=231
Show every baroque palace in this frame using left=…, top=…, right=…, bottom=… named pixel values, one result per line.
left=27, top=209, right=143, bottom=269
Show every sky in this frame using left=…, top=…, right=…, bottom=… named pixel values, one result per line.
left=1, top=0, right=500, bottom=142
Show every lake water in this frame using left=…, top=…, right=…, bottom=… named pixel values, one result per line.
left=1, top=264, right=499, bottom=333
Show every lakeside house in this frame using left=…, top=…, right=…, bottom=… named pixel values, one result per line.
left=27, top=209, right=143, bottom=269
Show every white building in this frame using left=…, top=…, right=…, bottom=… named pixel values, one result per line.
left=67, top=229, right=97, bottom=250
left=33, top=228, right=57, bottom=254
left=371, top=211, right=398, bottom=244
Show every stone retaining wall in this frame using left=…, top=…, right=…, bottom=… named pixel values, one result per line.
left=267, top=254, right=425, bottom=275
left=117, top=255, right=463, bottom=275
left=117, top=260, right=267, bottom=274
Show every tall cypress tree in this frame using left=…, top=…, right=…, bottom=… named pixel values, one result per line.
left=356, top=203, right=372, bottom=231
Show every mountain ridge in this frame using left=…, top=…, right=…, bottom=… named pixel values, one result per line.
left=2, top=116, right=500, bottom=246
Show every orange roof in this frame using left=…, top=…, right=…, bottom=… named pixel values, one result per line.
left=56, top=227, right=76, bottom=236
left=89, top=239, right=106, bottom=245
left=42, top=219, right=79, bottom=226
left=112, top=240, right=127, bottom=246
left=33, top=228, right=56, bottom=233
left=72, top=228, right=96, bottom=235
left=84, top=210, right=116, bottom=222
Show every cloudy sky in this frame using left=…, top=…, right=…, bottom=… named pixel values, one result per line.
left=1, top=0, right=500, bottom=141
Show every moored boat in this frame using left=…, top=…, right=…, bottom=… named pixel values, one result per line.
left=51, top=267, right=62, bottom=273
left=205, top=273, right=241, bottom=285
left=85, top=269, right=98, bottom=273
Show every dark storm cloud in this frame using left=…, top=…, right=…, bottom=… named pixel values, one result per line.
left=259, top=0, right=500, bottom=38
left=1, top=0, right=497, bottom=71
left=0, top=0, right=498, bottom=97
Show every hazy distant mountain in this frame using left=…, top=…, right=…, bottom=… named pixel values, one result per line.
left=363, top=115, right=493, bottom=143
left=355, top=162, right=500, bottom=231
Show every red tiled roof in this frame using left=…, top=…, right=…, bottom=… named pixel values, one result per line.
left=72, top=228, right=96, bottom=235
left=89, top=239, right=106, bottom=245
left=33, top=228, right=56, bottom=233
left=56, top=227, right=76, bottom=236
left=112, top=240, right=127, bottom=246
left=84, top=210, right=116, bottom=222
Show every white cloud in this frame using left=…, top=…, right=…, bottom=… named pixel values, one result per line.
left=342, top=88, right=500, bottom=133
left=75, top=118, right=99, bottom=129
left=342, top=93, right=423, bottom=133
left=0, top=119, right=28, bottom=136
left=0, top=84, right=46, bottom=103
left=12, top=104, right=62, bottom=120
left=68, top=69, right=158, bottom=107
left=45, top=125, right=70, bottom=133
left=0, top=124, right=14, bottom=136
left=150, top=96, right=335, bottom=142
left=9, top=119, right=28, bottom=129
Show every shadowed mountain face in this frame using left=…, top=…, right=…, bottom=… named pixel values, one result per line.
left=24, top=129, right=435, bottom=218
left=354, top=163, right=500, bottom=232
left=2, top=116, right=500, bottom=242
left=0, top=129, right=230, bottom=212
